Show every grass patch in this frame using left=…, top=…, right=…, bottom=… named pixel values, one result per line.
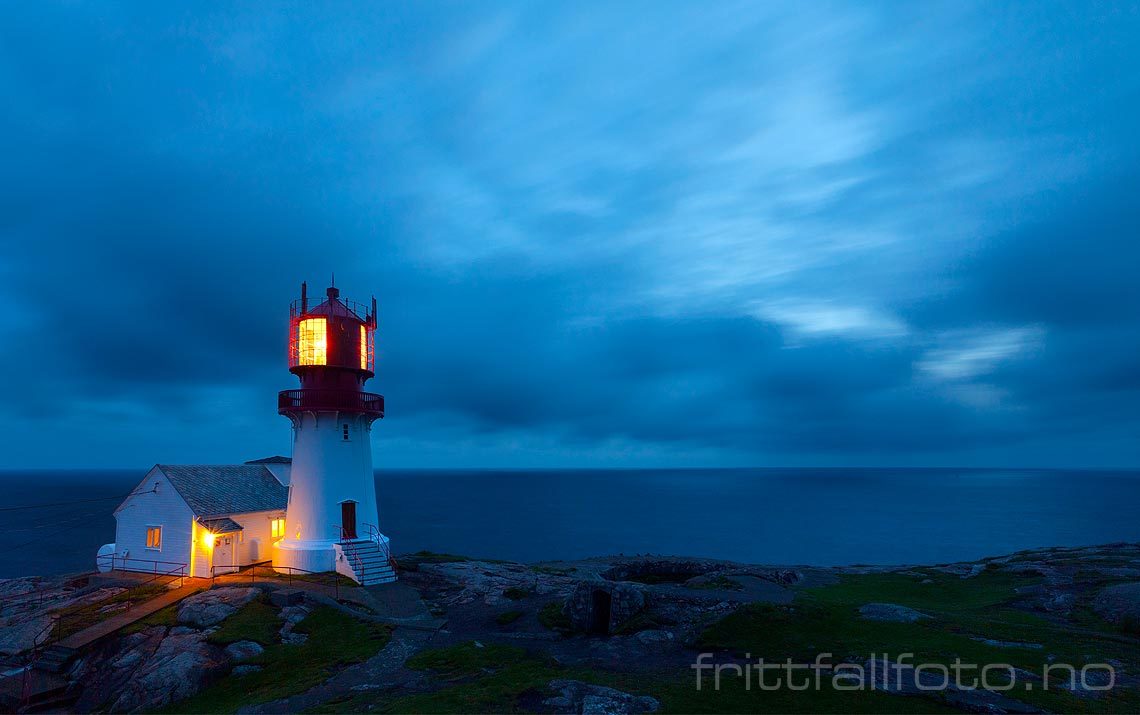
left=613, top=611, right=674, bottom=635
left=206, top=596, right=280, bottom=646
left=281, top=571, right=358, bottom=589
left=54, top=583, right=170, bottom=640
left=502, top=586, right=532, bottom=601
left=688, top=575, right=744, bottom=591
left=121, top=603, right=179, bottom=635
left=164, top=607, right=392, bottom=713
left=538, top=601, right=574, bottom=633
left=495, top=609, right=524, bottom=625
left=695, top=569, right=1140, bottom=713
left=313, top=640, right=951, bottom=714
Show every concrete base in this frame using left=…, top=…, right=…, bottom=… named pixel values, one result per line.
left=272, top=538, right=338, bottom=575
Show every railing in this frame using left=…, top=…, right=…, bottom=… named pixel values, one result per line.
left=364, top=522, right=398, bottom=571
left=95, top=554, right=190, bottom=580
left=278, top=389, right=384, bottom=416
left=209, top=561, right=344, bottom=601
left=336, top=525, right=366, bottom=583
left=32, top=559, right=187, bottom=648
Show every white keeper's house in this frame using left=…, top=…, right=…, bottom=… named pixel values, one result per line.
left=98, top=280, right=396, bottom=585
left=101, top=458, right=291, bottom=580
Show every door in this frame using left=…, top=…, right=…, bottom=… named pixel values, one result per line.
left=341, top=501, right=357, bottom=539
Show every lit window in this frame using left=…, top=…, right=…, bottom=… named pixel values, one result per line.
left=297, top=318, right=327, bottom=366
left=360, top=324, right=367, bottom=370
left=146, top=526, right=162, bottom=550
left=271, top=518, right=285, bottom=539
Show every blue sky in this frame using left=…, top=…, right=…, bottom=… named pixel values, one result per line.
left=1, top=2, right=1138, bottom=468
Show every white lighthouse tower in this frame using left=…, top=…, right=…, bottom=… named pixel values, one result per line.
left=272, top=282, right=396, bottom=585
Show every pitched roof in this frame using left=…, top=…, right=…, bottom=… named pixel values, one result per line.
left=244, top=456, right=292, bottom=465
left=157, top=465, right=287, bottom=517
left=199, top=517, right=244, bottom=534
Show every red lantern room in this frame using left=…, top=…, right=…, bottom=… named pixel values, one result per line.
left=278, top=282, right=384, bottom=418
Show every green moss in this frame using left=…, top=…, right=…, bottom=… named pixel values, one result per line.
left=612, top=611, right=673, bottom=635
left=121, top=603, right=179, bottom=635
left=164, top=607, right=392, bottom=714
left=694, top=569, right=1140, bottom=713
left=502, top=587, right=532, bottom=601
left=538, top=601, right=573, bottom=633
left=495, top=609, right=524, bottom=625
left=312, top=640, right=953, bottom=714
left=206, top=596, right=280, bottom=646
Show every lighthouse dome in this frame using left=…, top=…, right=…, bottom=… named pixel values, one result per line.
left=287, top=283, right=376, bottom=375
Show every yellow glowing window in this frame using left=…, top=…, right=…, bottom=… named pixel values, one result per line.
left=271, top=518, right=285, bottom=539
left=297, top=318, right=327, bottom=365
left=360, top=325, right=367, bottom=370
left=146, top=526, right=162, bottom=550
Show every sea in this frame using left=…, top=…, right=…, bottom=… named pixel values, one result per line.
left=2, top=468, right=1138, bottom=579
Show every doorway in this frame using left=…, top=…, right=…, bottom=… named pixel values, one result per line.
left=341, top=501, right=357, bottom=540
left=588, top=589, right=612, bottom=635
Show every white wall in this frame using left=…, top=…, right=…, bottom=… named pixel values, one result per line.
left=231, top=509, right=285, bottom=564
left=113, top=467, right=195, bottom=577
left=280, top=411, right=380, bottom=544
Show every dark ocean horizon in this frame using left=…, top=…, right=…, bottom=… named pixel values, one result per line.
left=2, top=468, right=1138, bottom=579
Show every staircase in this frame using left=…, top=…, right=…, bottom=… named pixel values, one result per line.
left=339, top=539, right=397, bottom=585
left=31, top=645, right=76, bottom=675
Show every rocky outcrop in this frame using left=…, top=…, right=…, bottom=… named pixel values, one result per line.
left=73, top=626, right=228, bottom=712
left=1093, top=582, right=1140, bottom=629
left=566, top=582, right=646, bottom=635
left=177, top=587, right=259, bottom=628
left=224, top=640, right=264, bottom=661
left=108, top=629, right=228, bottom=712
left=858, top=603, right=931, bottom=623
left=543, top=679, right=660, bottom=714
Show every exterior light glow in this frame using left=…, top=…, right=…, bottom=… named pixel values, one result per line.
left=203, top=531, right=215, bottom=548
left=297, top=318, right=327, bottom=366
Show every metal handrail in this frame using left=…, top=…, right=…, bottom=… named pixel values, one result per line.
left=42, top=561, right=186, bottom=648
left=335, top=524, right=367, bottom=583
left=277, top=389, right=384, bottom=416
left=363, top=522, right=397, bottom=570
left=96, top=554, right=192, bottom=573
left=210, top=561, right=343, bottom=600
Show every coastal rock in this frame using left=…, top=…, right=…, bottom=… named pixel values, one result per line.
left=224, top=639, right=264, bottom=661
left=861, top=658, right=1038, bottom=713
left=858, top=603, right=931, bottom=623
left=74, top=626, right=227, bottom=712
left=177, top=587, right=259, bottom=628
left=543, top=679, right=660, bottom=714
left=1092, top=582, right=1140, bottom=628
left=634, top=629, right=674, bottom=644
left=109, top=629, right=227, bottom=712
left=232, top=664, right=263, bottom=676
left=567, top=583, right=646, bottom=635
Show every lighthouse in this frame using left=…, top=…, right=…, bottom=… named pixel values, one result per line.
left=272, top=281, right=396, bottom=585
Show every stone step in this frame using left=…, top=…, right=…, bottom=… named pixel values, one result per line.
left=360, top=574, right=398, bottom=585
left=33, top=645, right=77, bottom=674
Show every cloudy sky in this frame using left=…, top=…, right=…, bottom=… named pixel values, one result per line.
left=1, top=2, right=1138, bottom=469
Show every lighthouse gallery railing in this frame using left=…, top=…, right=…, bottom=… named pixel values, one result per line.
left=278, top=389, right=384, bottom=416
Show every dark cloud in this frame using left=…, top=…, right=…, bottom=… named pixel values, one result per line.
left=1, top=2, right=1138, bottom=467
